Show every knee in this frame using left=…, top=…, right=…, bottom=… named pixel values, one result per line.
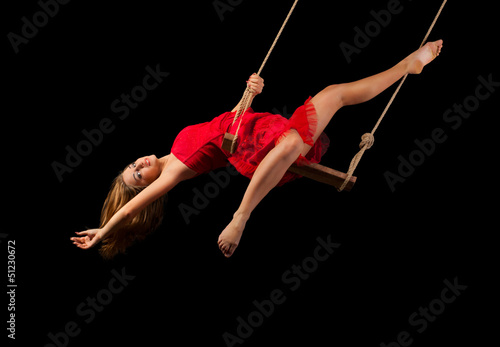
left=278, top=131, right=304, bottom=161
left=314, top=84, right=345, bottom=110
left=326, top=84, right=345, bottom=106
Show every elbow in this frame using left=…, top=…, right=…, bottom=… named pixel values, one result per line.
left=121, top=206, right=136, bottom=223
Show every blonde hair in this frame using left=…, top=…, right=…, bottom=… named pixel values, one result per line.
left=98, top=171, right=167, bottom=259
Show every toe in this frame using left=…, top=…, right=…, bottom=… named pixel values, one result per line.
left=432, top=40, right=443, bottom=55
left=220, top=243, right=227, bottom=253
left=227, top=244, right=236, bottom=258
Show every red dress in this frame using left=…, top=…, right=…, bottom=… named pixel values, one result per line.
left=171, top=97, right=330, bottom=186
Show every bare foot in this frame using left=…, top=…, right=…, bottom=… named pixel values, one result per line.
left=406, top=39, right=443, bottom=74
left=218, top=212, right=248, bottom=258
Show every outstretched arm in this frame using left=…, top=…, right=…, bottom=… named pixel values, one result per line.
left=72, top=155, right=197, bottom=249
left=231, top=74, right=264, bottom=112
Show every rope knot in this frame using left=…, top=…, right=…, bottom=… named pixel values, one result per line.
left=360, top=133, right=375, bottom=149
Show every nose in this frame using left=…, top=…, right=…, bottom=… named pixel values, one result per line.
left=134, top=159, right=145, bottom=169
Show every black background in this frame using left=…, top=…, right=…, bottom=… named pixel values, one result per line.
left=3, top=0, right=497, bottom=346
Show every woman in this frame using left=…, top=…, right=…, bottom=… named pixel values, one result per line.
left=72, top=40, right=443, bottom=258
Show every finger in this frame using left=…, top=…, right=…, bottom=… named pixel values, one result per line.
left=75, top=237, right=87, bottom=244
left=79, top=242, right=90, bottom=250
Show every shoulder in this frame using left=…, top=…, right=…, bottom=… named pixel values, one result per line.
left=163, top=154, right=198, bottom=182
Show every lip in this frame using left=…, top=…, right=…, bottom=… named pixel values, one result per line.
left=145, top=158, right=151, bottom=167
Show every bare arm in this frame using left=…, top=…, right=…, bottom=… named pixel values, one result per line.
left=72, top=155, right=196, bottom=249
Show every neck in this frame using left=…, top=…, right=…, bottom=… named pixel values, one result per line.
left=157, top=155, right=170, bottom=172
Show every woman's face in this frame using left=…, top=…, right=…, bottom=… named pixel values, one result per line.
left=122, top=155, right=161, bottom=187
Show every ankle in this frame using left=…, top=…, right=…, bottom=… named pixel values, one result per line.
left=397, top=59, right=410, bottom=75
left=234, top=210, right=250, bottom=222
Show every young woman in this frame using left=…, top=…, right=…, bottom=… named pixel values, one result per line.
left=72, top=40, right=443, bottom=258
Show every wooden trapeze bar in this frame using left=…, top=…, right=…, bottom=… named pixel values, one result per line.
left=288, top=163, right=357, bottom=192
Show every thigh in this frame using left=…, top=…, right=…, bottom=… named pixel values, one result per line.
left=309, top=84, right=344, bottom=143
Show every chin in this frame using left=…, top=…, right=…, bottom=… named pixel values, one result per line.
left=146, top=154, right=157, bottom=167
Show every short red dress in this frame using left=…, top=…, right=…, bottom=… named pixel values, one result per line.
left=171, top=97, right=330, bottom=186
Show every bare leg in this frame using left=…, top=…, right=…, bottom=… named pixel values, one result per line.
left=306, top=40, right=444, bottom=151
left=217, top=40, right=443, bottom=257
left=218, top=130, right=304, bottom=257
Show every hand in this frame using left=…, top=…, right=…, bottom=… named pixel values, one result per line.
left=71, top=229, right=102, bottom=250
left=246, top=73, right=264, bottom=95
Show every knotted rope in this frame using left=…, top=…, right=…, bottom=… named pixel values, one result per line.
left=337, top=0, right=448, bottom=192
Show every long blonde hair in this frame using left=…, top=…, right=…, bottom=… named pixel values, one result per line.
left=98, top=171, right=167, bottom=259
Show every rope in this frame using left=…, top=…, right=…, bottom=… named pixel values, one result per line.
left=337, top=0, right=448, bottom=192
left=230, top=87, right=254, bottom=153
left=227, top=0, right=300, bottom=153
left=255, top=0, right=300, bottom=77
